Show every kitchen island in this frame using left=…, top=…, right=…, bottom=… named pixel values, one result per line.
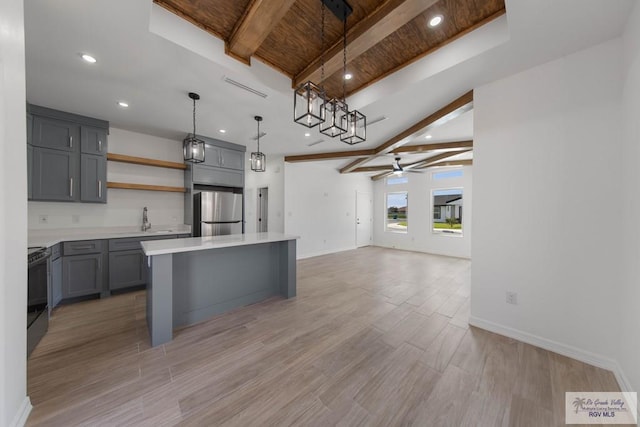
left=141, top=232, right=298, bottom=346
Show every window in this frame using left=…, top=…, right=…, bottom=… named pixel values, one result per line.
left=432, top=188, right=463, bottom=235
left=387, top=175, right=408, bottom=185
left=386, top=192, right=408, bottom=233
left=432, top=169, right=463, bottom=180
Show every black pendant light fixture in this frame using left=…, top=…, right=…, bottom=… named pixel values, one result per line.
left=183, top=92, right=205, bottom=163
left=293, top=0, right=365, bottom=144
left=339, top=15, right=366, bottom=145
left=320, top=3, right=347, bottom=138
left=251, top=116, right=266, bottom=172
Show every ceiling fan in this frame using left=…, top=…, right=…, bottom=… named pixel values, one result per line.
left=392, top=157, right=425, bottom=175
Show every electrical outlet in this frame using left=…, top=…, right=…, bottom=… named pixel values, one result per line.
left=506, top=291, right=518, bottom=305
left=38, top=215, right=48, bottom=224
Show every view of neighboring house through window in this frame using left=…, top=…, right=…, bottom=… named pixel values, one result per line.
left=386, top=192, right=408, bottom=233
left=432, top=188, right=463, bottom=235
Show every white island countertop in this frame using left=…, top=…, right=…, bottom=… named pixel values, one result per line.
left=141, top=232, right=300, bottom=256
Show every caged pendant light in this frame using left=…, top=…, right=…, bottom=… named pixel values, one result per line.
left=339, top=16, right=366, bottom=145
left=251, top=116, right=266, bottom=172
left=183, top=92, right=205, bottom=163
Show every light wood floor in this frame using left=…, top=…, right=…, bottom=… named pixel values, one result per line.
left=27, top=246, right=620, bottom=426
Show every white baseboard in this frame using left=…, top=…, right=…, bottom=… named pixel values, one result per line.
left=297, top=246, right=357, bottom=260
left=10, top=396, right=32, bottom=427
left=469, top=316, right=634, bottom=392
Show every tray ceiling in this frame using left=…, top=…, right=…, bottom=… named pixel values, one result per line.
left=154, top=0, right=505, bottom=99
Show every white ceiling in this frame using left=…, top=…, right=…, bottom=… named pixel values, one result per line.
left=24, top=0, right=634, bottom=159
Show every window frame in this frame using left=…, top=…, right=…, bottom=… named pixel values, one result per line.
left=385, top=191, right=408, bottom=234
left=431, top=187, right=463, bottom=237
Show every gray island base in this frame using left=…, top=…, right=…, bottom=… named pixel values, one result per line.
left=141, top=232, right=299, bottom=347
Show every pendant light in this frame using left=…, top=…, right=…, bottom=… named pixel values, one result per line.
left=320, top=3, right=347, bottom=138
left=183, top=92, right=205, bottom=163
left=294, top=1, right=326, bottom=129
left=339, top=16, right=366, bottom=145
left=251, top=116, right=266, bottom=172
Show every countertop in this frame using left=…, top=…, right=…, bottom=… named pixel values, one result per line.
left=141, top=232, right=299, bottom=256
left=28, top=225, right=192, bottom=248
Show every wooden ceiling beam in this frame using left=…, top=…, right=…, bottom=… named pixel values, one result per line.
left=284, top=148, right=376, bottom=163
left=339, top=91, right=473, bottom=173
left=392, top=140, right=473, bottom=154
left=226, top=0, right=298, bottom=64
left=293, top=0, right=438, bottom=88
left=416, top=159, right=473, bottom=169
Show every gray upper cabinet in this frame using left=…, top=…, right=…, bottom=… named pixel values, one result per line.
left=203, top=144, right=223, bottom=168
left=81, top=154, right=107, bottom=203
left=32, top=116, right=80, bottom=152
left=219, top=147, right=244, bottom=170
left=27, top=104, right=109, bottom=203
left=32, top=147, right=77, bottom=202
left=81, top=126, right=108, bottom=155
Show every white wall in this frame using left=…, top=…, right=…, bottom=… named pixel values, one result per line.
left=471, top=38, right=626, bottom=374
left=619, top=1, right=640, bottom=395
left=244, top=156, right=285, bottom=233
left=373, top=166, right=472, bottom=259
left=284, top=162, right=373, bottom=258
left=0, top=0, right=31, bottom=425
left=28, top=128, right=184, bottom=229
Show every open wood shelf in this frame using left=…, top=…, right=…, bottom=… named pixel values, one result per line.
left=107, top=153, right=187, bottom=170
left=107, top=182, right=186, bottom=193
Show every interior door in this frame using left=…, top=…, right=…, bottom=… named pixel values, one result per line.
left=356, top=191, right=373, bottom=247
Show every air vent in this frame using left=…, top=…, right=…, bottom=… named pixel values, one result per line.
left=223, top=76, right=268, bottom=98
left=307, top=139, right=324, bottom=147
left=368, top=116, right=388, bottom=126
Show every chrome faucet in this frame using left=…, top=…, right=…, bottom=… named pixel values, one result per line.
left=142, top=207, right=151, bottom=231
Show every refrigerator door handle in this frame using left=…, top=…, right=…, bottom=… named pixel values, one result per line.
left=201, top=220, right=242, bottom=224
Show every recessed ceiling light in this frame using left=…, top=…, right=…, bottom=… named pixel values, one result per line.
left=429, top=15, right=443, bottom=27
left=219, top=129, right=226, bottom=133
left=425, top=134, right=433, bottom=139
left=81, top=54, right=97, bottom=63
left=117, top=101, right=129, bottom=108
left=344, top=73, right=353, bottom=80
left=304, top=132, right=311, bottom=137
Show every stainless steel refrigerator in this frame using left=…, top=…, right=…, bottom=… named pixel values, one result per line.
left=193, top=188, right=243, bottom=236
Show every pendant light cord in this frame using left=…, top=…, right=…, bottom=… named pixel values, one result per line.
left=320, top=2, right=325, bottom=85
left=342, top=15, right=347, bottom=103
left=257, top=119, right=260, bottom=152
left=192, top=97, right=197, bottom=137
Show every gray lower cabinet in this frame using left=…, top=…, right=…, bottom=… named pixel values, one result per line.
left=109, top=250, right=146, bottom=290
left=51, top=255, right=62, bottom=308
left=32, top=147, right=77, bottom=202
left=62, top=253, right=103, bottom=298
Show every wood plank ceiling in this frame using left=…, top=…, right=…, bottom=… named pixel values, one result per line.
left=154, top=0, right=505, bottom=99
left=154, top=0, right=502, bottom=177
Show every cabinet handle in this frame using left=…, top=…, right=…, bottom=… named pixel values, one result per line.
left=69, top=177, right=73, bottom=197
left=72, top=245, right=94, bottom=250
left=98, top=180, right=102, bottom=198
left=98, top=140, right=102, bottom=152
left=69, top=135, right=73, bottom=148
